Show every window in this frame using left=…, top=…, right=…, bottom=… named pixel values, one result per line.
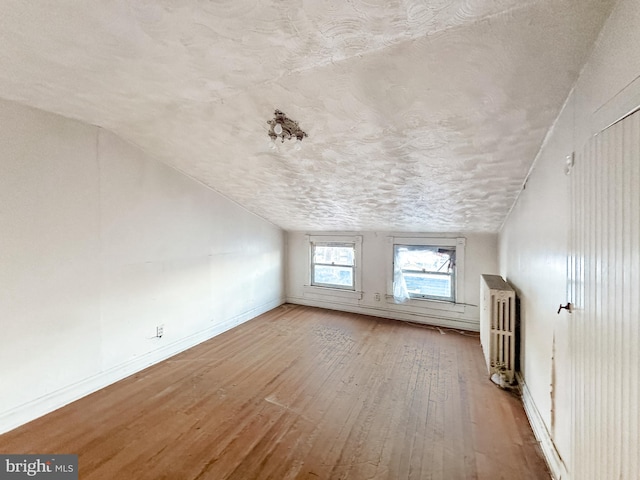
left=389, top=237, right=465, bottom=305
left=306, top=235, right=362, bottom=295
left=394, top=245, right=456, bottom=301
left=311, top=242, right=355, bottom=290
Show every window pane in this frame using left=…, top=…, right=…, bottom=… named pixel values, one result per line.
left=394, top=244, right=455, bottom=301
left=404, top=272, right=452, bottom=298
left=313, top=265, right=353, bottom=287
left=395, top=245, right=452, bottom=273
left=313, top=245, right=354, bottom=266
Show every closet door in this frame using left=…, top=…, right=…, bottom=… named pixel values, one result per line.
left=569, top=109, right=640, bottom=479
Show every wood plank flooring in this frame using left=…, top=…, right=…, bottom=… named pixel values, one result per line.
left=0, top=304, right=550, bottom=479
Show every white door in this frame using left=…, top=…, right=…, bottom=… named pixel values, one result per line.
left=567, top=109, right=640, bottom=479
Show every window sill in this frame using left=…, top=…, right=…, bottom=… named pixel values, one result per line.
left=303, top=285, right=363, bottom=300
left=384, top=295, right=466, bottom=313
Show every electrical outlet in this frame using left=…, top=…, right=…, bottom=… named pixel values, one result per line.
left=156, top=325, right=164, bottom=338
left=374, top=293, right=381, bottom=301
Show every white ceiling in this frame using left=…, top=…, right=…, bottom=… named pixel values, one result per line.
left=0, top=0, right=616, bottom=232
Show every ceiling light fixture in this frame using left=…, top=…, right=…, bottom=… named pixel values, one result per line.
left=267, top=110, right=307, bottom=150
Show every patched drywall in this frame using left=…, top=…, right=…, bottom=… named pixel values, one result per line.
left=0, top=0, right=616, bottom=232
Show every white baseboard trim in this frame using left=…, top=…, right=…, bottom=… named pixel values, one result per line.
left=0, top=298, right=284, bottom=435
left=517, top=372, right=569, bottom=480
left=286, top=295, right=479, bottom=332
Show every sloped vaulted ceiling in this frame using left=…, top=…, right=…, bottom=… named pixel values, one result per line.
left=0, top=0, right=616, bottom=232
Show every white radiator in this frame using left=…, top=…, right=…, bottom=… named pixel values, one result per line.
left=480, top=274, right=516, bottom=386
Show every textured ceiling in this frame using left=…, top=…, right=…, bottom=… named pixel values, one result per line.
left=0, top=0, right=616, bottom=232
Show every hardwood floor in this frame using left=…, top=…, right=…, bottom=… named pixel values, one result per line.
left=0, top=305, right=550, bottom=479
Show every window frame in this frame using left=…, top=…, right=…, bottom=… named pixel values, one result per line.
left=387, top=236, right=465, bottom=307
left=306, top=235, right=362, bottom=295
left=311, top=241, right=356, bottom=290
left=393, top=244, right=456, bottom=302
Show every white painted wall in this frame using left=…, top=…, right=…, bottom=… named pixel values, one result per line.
left=499, top=0, right=640, bottom=477
left=287, top=231, right=498, bottom=331
left=0, top=99, right=285, bottom=433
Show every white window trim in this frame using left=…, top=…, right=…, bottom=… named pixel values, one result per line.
left=386, top=236, right=466, bottom=312
left=304, top=235, right=363, bottom=299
